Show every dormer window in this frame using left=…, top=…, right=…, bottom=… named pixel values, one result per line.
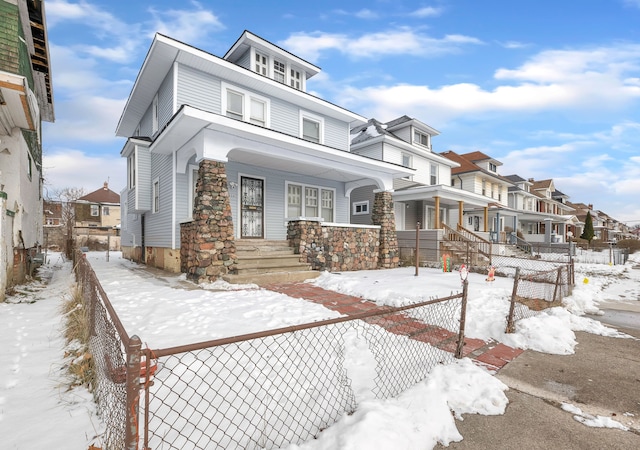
left=489, top=162, right=497, bottom=172
left=273, top=60, right=286, bottom=83
left=255, top=52, right=268, bottom=76
left=414, top=130, right=429, bottom=147
left=290, top=69, right=302, bottom=90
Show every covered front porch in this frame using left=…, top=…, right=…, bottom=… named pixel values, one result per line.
left=151, top=106, right=414, bottom=282
left=392, top=185, right=491, bottom=232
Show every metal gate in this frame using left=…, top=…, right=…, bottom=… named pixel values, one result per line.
left=241, top=176, right=264, bottom=238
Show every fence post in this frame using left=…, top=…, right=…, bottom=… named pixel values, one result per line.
left=126, top=335, right=142, bottom=450
left=506, top=267, right=520, bottom=333
left=455, top=279, right=469, bottom=358
left=415, top=222, right=420, bottom=276
left=553, top=267, right=562, bottom=303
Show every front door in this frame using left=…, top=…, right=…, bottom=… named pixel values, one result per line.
left=240, top=176, right=264, bottom=238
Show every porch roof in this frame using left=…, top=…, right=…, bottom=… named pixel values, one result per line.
left=392, top=184, right=491, bottom=208
left=150, top=105, right=414, bottom=192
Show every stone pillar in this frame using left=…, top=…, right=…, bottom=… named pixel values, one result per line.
left=184, top=160, right=237, bottom=283
left=372, top=191, right=399, bottom=269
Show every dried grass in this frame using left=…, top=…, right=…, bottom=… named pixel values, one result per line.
left=61, top=283, right=95, bottom=391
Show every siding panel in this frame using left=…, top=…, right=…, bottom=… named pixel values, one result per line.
left=144, top=154, right=173, bottom=248
left=177, top=64, right=221, bottom=113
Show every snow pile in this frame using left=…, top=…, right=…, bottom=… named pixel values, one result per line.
left=562, top=403, right=629, bottom=431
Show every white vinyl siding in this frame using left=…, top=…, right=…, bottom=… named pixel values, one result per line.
left=135, top=146, right=152, bottom=212
left=176, top=64, right=221, bottom=113
left=145, top=154, right=173, bottom=248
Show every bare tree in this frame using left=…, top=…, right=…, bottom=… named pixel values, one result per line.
left=49, top=187, right=85, bottom=257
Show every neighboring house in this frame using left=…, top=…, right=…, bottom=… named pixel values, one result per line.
left=74, top=182, right=121, bottom=251
left=116, top=31, right=412, bottom=282
left=0, top=0, right=53, bottom=300
left=75, top=182, right=121, bottom=228
left=440, top=151, right=513, bottom=239
left=350, top=117, right=493, bottom=233
left=503, top=176, right=579, bottom=243
left=43, top=199, right=64, bottom=249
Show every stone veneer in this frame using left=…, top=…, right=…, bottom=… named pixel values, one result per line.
left=287, top=220, right=380, bottom=271
left=371, top=191, right=399, bottom=268
left=180, top=160, right=237, bottom=282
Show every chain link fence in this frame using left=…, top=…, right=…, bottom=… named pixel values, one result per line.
left=141, top=288, right=468, bottom=449
left=505, top=264, right=573, bottom=333
left=74, top=251, right=141, bottom=449
left=74, top=251, right=469, bottom=449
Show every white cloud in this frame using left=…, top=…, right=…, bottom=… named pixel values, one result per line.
left=280, top=28, right=483, bottom=62
left=148, top=1, right=225, bottom=44
left=42, top=149, right=127, bottom=195
left=337, top=44, right=640, bottom=123
left=355, top=9, right=379, bottom=20
left=409, top=7, right=443, bottom=18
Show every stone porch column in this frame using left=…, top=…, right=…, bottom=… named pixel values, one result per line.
left=186, top=160, right=237, bottom=282
left=372, top=191, right=399, bottom=269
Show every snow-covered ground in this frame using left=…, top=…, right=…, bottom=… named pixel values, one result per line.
left=1, top=250, right=637, bottom=449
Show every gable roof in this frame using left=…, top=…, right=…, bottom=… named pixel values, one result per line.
left=78, top=182, right=120, bottom=204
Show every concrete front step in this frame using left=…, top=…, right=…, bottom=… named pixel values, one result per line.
left=235, top=240, right=292, bottom=254
left=237, top=254, right=304, bottom=268
left=223, top=270, right=320, bottom=286
left=231, top=239, right=316, bottom=283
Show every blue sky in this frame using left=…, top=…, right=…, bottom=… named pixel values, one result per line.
left=41, top=0, right=640, bottom=225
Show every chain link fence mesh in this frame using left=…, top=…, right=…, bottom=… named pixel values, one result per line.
left=74, top=252, right=136, bottom=449
left=505, top=264, right=572, bottom=333
left=142, top=293, right=466, bottom=449
left=75, top=252, right=468, bottom=449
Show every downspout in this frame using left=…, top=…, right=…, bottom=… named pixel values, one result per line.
left=172, top=151, right=176, bottom=250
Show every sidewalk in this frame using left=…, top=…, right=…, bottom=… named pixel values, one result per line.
left=436, top=326, right=640, bottom=449
left=265, top=281, right=523, bottom=371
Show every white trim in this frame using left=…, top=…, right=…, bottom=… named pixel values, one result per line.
left=299, top=110, right=324, bottom=144
left=220, top=81, right=271, bottom=127
left=152, top=94, right=159, bottom=134
left=352, top=200, right=370, bottom=215
left=285, top=180, right=335, bottom=222
left=171, top=151, right=177, bottom=249
left=152, top=177, right=160, bottom=214
left=187, top=164, right=199, bottom=220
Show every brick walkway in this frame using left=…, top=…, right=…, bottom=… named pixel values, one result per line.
left=265, top=281, right=523, bottom=372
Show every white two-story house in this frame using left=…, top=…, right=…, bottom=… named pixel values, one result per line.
left=440, top=151, right=513, bottom=241
left=116, top=31, right=413, bottom=282
left=350, top=117, right=494, bottom=232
